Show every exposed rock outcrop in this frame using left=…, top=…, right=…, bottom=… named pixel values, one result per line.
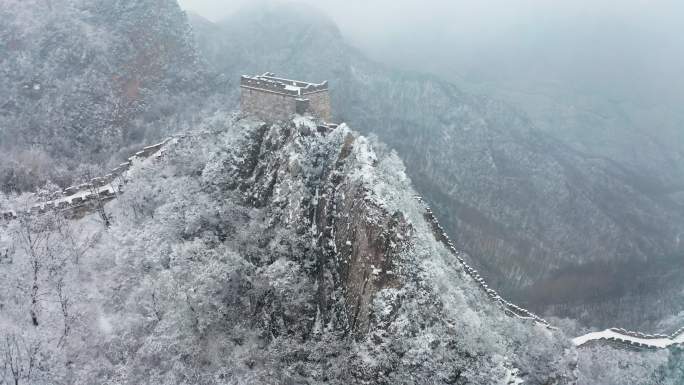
left=190, top=5, right=684, bottom=330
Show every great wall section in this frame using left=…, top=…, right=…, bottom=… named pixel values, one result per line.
left=572, top=326, right=684, bottom=350
left=416, top=199, right=684, bottom=351
left=416, top=196, right=554, bottom=328
left=0, top=132, right=212, bottom=222
left=1, top=109, right=683, bottom=354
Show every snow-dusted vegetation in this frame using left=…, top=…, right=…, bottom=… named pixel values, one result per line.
left=1, top=0, right=683, bottom=383
left=190, top=4, right=684, bottom=331
left=0, top=115, right=579, bottom=384
left=0, top=0, right=225, bottom=193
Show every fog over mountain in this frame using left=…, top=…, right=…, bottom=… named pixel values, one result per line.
left=180, top=0, right=684, bottom=93
left=1, top=0, right=684, bottom=383
left=184, top=0, right=684, bottom=329
left=181, top=0, right=684, bottom=187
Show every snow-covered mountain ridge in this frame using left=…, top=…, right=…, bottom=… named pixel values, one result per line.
left=3, top=111, right=683, bottom=382
left=0, top=115, right=579, bottom=383
left=5, top=112, right=683, bottom=354
left=190, top=5, right=684, bottom=330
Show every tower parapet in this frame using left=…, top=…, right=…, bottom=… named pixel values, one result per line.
left=240, top=72, right=331, bottom=122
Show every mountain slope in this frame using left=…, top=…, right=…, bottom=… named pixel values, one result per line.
left=189, top=4, right=684, bottom=329
left=0, top=0, right=223, bottom=192
left=0, top=115, right=576, bottom=384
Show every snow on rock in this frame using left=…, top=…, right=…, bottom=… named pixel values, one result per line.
left=0, top=115, right=578, bottom=384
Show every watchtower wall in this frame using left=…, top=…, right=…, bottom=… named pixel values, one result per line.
left=240, top=87, right=298, bottom=122
left=306, top=90, right=332, bottom=121
left=240, top=74, right=331, bottom=122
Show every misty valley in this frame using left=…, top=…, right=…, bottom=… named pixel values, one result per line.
left=0, top=0, right=682, bottom=384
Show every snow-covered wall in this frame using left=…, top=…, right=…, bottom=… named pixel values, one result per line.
left=416, top=196, right=553, bottom=328
left=240, top=75, right=332, bottom=121
left=0, top=137, right=175, bottom=221
left=574, top=328, right=684, bottom=350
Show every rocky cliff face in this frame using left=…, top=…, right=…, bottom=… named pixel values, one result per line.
left=1, top=2, right=681, bottom=382
left=190, top=5, right=684, bottom=330
left=0, top=115, right=577, bottom=384
left=9, top=0, right=681, bottom=331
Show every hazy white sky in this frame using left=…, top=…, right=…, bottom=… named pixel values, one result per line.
left=177, top=0, right=683, bottom=52
left=177, top=0, right=684, bottom=102
left=177, top=0, right=682, bottom=26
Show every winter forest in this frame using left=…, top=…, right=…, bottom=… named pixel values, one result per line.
left=0, top=0, right=683, bottom=384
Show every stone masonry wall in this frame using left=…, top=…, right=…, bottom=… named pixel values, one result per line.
left=306, top=91, right=332, bottom=121
left=241, top=87, right=297, bottom=122
left=1, top=137, right=177, bottom=221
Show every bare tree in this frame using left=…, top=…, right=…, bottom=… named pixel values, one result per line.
left=0, top=243, right=14, bottom=264
left=44, top=214, right=93, bottom=348
left=76, top=166, right=114, bottom=229
left=1, top=334, right=40, bottom=385
left=52, top=213, right=97, bottom=267
left=88, top=183, right=111, bottom=229
left=151, top=289, right=163, bottom=322
left=16, top=215, right=55, bottom=327
left=55, top=278, right=71, bottom=349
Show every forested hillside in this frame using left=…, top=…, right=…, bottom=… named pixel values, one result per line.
left=0, top=0, right=226, bottom=192
left=189, top=4, right=684, bottom=330
left=0, top=115, right=577, bottom=384
left=1, top=1, right=683, bottom=383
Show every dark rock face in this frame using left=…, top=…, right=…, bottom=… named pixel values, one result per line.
left=319, top=149, right=412, bottom=335
left=3, top=113, right=679, bottom=384
left=190, top=5, right=684, bottom=329
left=222, top=119, right=420, bottom=340
left=130, top=116, right=575, bottom=384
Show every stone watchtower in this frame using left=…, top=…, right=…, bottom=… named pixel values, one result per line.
left=240, top=72, right=331, bottom=122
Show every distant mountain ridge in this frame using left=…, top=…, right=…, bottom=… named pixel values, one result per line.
left=0, top=2, right=682, bottom=382
left=188, top=4, right=684, bottom=330
left=2, top=0, right=682, bottom=331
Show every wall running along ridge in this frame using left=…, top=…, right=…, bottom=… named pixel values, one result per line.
left=573, top=326, right=684, bottom=350
left=0, top=133, right=207, bottom=221
left=2, top=119, right=683, bottom=352
left=417, top=195, right=684, bottom=351
left=415, top=196, right=553, bottom=328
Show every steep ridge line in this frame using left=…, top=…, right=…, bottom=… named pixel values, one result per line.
left=414, top=196, right=553, bottom=329
left=1, top=119, right=341, bottom=222
left=0, top=130, right=212, bottom=221
left=416, top=195, right=684, bottom=350
left=4, top=120, right=684, bottom=352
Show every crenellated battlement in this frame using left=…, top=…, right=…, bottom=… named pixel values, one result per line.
left=240, top=73, right=328, bottom=97
left=415, top=196, right=554, bottom=329
left=574, top=327, right=684, bottom=350
left=240, top=72, right=331, bottom=122
left=0, top=137, right=176, bottom=221
left=417, top=194, right=684, bottom=350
